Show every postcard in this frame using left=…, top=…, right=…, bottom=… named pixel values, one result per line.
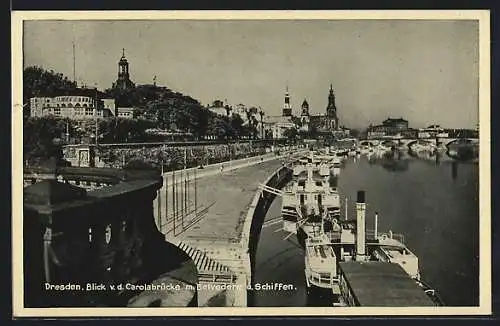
left=12, top=10, right=491, bottom=317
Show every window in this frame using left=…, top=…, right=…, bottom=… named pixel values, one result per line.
left=85, top=108, right=93, bottom=116
left=54, top=108, right=61, bottom=116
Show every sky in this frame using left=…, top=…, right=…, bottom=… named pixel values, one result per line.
left=23, top=19, right=479, bottom=129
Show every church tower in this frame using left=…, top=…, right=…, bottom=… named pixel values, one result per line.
left=326, top=84, right=339, bottom=130
left=112, top=48, right=135, bottom=90
left=300, top=98, right=310, bottom=132
left=301, top=98, right=309, bottom=116
left=282, top=86, right=292, bottom=117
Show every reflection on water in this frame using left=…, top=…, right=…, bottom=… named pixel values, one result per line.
left=452, top=161, right=458, bottom=181
left=368, top=150, right=471, bottom=183
left=368, top=150, right=410, bottom=172
left=407, top=140, right=479, bottom=163
left=254, top=151, right=479, bottom=307
left=337, top=156, right=479, bottom=307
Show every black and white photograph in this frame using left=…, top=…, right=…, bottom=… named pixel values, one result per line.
left=12, top=10, right=490, bottom=317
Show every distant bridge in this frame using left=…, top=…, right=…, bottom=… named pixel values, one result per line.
left=362, top=137, right=479, bottom=148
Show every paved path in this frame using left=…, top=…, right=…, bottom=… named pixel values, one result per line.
left=157, top=159, right=284, bottom=244
left=151, top=150, right=306, bottom=306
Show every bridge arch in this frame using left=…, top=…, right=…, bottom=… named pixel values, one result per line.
left=240, top=165, right=293, bottom=305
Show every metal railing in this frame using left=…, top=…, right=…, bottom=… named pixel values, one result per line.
left=198, top=272, right=237, bottom=284
left=307, top=269, right=338, bottom=288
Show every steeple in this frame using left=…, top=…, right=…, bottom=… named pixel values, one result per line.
left=327, top=84, right=336, bottom=115
left=282, top=85, right=292, bottom=117
left=301, top=98, right=309, bottom=116
left=113, top=48, right=134, bottom=90
left=326, top=84, right=339, bottom=130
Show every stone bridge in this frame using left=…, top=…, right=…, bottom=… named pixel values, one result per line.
left=362, top=137, right=479, bottom=148
left=21, top=159, right=199, bottom=310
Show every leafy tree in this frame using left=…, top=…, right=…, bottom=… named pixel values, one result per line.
left=291, top=116, right=302, bottom=127
left=230, top=114, right=244, bottom=139
left=23, top=66, right=78, bottom=105
left=23, top=116, right=73, bottom=164
left=283, top=128, right=298, bottom=143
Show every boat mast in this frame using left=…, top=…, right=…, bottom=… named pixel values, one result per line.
left=345, top=197, right=348, bottom=220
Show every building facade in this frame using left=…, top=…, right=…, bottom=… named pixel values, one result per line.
left=382, top=118, right=409, bottom=130
left=208, top=100, right=231, bottom=117
left=116, top=107, right=135, bottom=119
left=29, top=95, right=121, bottom=120
left=307, top=84, right=341, bottom=134
left=264, top=84, right=344, bottom=138
left=102, top=98, right=116, bottom=113
left=29, top=97, right=53, bottom=117
left=417, top=125, right=448, bottom=138
left=367, top=118, right=411, bottom=139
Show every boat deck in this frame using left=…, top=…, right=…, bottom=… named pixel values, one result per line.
left=338, top=261, right=436, bottom=307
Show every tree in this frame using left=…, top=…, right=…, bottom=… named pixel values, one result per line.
left=258, top=109, right=265, bottom=138
left=283, top=128, right=298, bottom=143
left=291, top=116, right=302, bottom=127
left=230, top=114, right=244, bottom=139
left=24, top=116, right=71, bottom=164
left=23, top=66, right=77, bottom=106
left=24, top=66, right=218, bottom=143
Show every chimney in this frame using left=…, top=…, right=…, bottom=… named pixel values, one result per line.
left=355, top=190, right=366, bottom=261
left=307, top=164, right=313, bottom=182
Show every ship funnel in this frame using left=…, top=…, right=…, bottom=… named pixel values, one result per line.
left=355, top=190, right=366, bottom=261
left=307, top=164, right=313, bottom=182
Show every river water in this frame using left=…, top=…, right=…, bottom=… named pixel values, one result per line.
left=253, top=151, right=479, bottom=307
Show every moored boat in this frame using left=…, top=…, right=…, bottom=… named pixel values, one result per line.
left=302, top=190, right=444, bottom=306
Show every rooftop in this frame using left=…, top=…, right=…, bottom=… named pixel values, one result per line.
left=339, top=261, right=435, bottom=307
left=383, top=117, right=408, bottom=123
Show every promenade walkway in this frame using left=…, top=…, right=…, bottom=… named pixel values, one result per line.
left=154, top=152, right=290, bottom=243
left=152, top=150, right=301, bottom=306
